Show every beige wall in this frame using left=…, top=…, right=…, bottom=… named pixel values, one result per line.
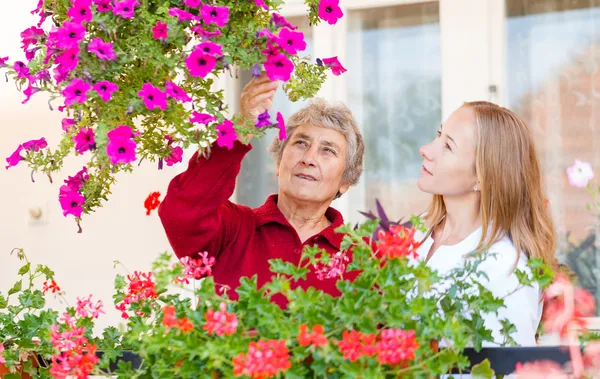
left=0, top=1, right=184, bottom=331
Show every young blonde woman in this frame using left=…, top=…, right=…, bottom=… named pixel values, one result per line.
left=416, top=101, right=557, bottom=346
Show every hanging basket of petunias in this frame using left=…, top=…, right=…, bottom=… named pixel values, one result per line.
left=1, top=0, right=346, bottom=231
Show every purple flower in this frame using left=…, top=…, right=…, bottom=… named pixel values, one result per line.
left=277, top=28, right=306, bottom=55
left=59, top=189, right=86, bottom=217
left=22, top=138, right=48, bottom=152
left=322, top=56, right=347, bottom=76
left=201, top=4, right=229, bottom=27
left=196, top=41, right=222, bottom=56
left=93, top=81, right=118, bottom=102
left=138, top=83, right=168, bottom=111
left=276, top=112, right=286, bottom=140
left=56, top=22, right=86, bottom=50
left=73, top=128, right=96, bottom=154
left=95, top=0, right=113, bottom=12
left=22, top=83, right=41, bottom=104
left=272, top=14, right=297, bottom=30
left=152, top=21, right=168, bottom=40
left=14, top=61, right=30, bottom=79
left=56, top=47, right=80, bottom=71
left=185, top=50, right=217, bottom=78
left=68, top=0, right=93, bottom=23
left=62, top=118, right=76, bottom=132
left=62, top=78, right=92, bottom=106
left=106, top=136, right=137, bottom=164
left=88, top=38, right=116, bottom=60
left=183, top=0, right=201, bottom=7
left=165, top=81, right=192, bottom=103
left=35, top=69, right=51, bottom=84
left=190, top=111, right=216, bottom=125
left=20, top=26, right=45, bottom=51
left=318, top=0, right=343, bottom=25
left=216, top=119, right=236, bottom=149
left=113, top=0, right=139, bottom=19
left=168, top=8, right=197, bottom=22
left=165, top=145, right=183, bottom=166
left=256, top=110, right=271, bottom=128
left=264, top=53, right=294, bottom=82
left=5, top=145, right=24, bottom=169
left=252, top=64, right=261, bottom=78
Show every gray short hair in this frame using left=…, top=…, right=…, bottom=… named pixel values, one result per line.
left=268, top=98, right=364, bottom=186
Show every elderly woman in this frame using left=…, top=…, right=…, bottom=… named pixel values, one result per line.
left=158, top=75, right=365, bottom=306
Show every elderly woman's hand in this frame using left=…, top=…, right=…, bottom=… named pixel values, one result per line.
left=240, top=73, right=278, bottom=123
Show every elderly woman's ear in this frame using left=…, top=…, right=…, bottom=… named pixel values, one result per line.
left=239, top=73, right=279, bottom=143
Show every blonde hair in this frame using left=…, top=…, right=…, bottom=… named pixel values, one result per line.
left=424, top=101, right=558, bottom=270
left=268, top=98, right=364, bottom=186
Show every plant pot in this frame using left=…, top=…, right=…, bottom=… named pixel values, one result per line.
left=0, top=362, right=34, bottom=379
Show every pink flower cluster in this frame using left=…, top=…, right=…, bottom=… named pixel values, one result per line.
left=59, top=167, right=89, bottom=218
left=50, top=313, right=99, bottom=379
left=233, top=339, right=291, bottom=378
left=203, top=302, right=239, bottom=336
left=75, top=295, right=105, bottom=319
left=313, top=250, right=350, bottom=281
left=115, top=271, right=158, bottom=319
left=174, top=252, right=216, bottom=284
left=5, top=137, right=47, bottom=169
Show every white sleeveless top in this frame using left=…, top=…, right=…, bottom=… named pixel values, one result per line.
left=415, top=227, right=542, bottom=347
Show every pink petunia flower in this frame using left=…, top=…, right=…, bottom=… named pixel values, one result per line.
left=168, top=8, right=197, bottom=22
left=322, top=56, right=347, bottom=76
left=190, top=111, right=216, bottom=125
left=93, top=81, right=118, bottom=102
left=566, top=160, right=594, bottom=188
left=152, top=21, right=168, bottom=40
left=73, top=128, right=96, bottom=154
left=195, top=41, right=223, bottom=56
left=88, top=38, right=116, bottom=60
left=55, top=47, right=80, bottom=71
left=201, top=4, right=229, bottom=27
left=106, top=135, right=137, bottom=165
left=62, top=78, right=92, bottom=106
left=62, top=118, right=76, bottom=132
left=112, top=0, right=139, bottom=19
left=165, top=81, right=191, bottom=103
left=14, top=61, right=31, bottom=79
left=277, top=28, right=306, bottom=55
left=272, top=13, right=297, bottom=30
left=22, top=83, right=41, bottom=104
left=20, top=26, right=45, bottom=52
left=22, top=138, right=48, bottom=152
left=68, top=0, right=93, bottom=23
left=255, top=0, right=268, bottom=10
left=95, top=0, right=113, bottom=12
left=55, top=22, right=86, bottom=50
left=215, top=119, right=237, bottom=149
left=185, top=50, right=217, bottom=78
left=165, top=145, right=183, bottom=166
left=138, top=83, right=168, bottom=111
left=5, top=145, right=24, bottom=169
left=318, top=0, right=343, bottom=25
left=276, top=112, right=286, bottom=140
left=59, top=190, right=86, bottom=217
left=183, top=0, right=201, bottom=7
left=264, top=53, right=294, bottom=82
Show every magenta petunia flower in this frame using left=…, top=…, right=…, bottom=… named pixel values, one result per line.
left=190, top=111, right=216, bottom=125
left=183, top=0, right=201, bottom=7
left=0, top=56, right=8, bottom=68
left=25, top=47, right=41, bottom=61
left=62, top=78, right=92, bottom=106
left=68, top=0, right=93, bottom=23
left=165, top=81, right=192, bottom=103
left=272, top=13, right=297, bottom=30
left=5, top=145, right=24, bottom=169
left=35, top=69, right=51, bottom=84
left=88, top=38, right=116, bottom=60
left=196, top=41, right=223, bottom=56
left=56, top=47, right=80, bottom=71
left=113, top=0, right=139, bottom=19
left=14, top=61, right=31, bottom=79
left=277, top=28, right=306, bottom=55
left=93, top=81, right=118, bottom=102
left=264, top=53, right=294, bottom=81
left=152, top=21, right=168, bottom=40
left=201, top=4, right=229, bottom=27
left=276, top=112, right=286, bottom=140
left=22, top=137, right=48, bottom=152
left=55, top=22, right=86, bottom=50
left=318, top=0, right=343, bottom=25
left=63, top=167, right=89, bottom=192
left=138, top=83, right=168, bottom=111
left=165, top=145, right=183, bottom=166
left=62, top=118, right=76, bottom=132
left=256, top=110, right=271, bottom=128
left=73, top=128, right=96, bottom=154
left=168, top=8, right=198, bottom=22
left=190, top=25, right=221, bottom=38
left=108, top=125, right=139, bottom=140
left=59, top=189, right=86, bottom=217
left=261, top=42, right=281, bottom=59
left=215, top=120, right=237, bottom=149
left=53, top=65, right=70, bottom=85
left=257, top=28, right=278, bottom=41
left=106, top=136, right=137, bottom=164
left=185, top=50, right=217, bottom=78
left=22, top=83, right=41, bottom=104
left=95, top=0, right=113, bottom=12
left=322, top=56, right=347, bottom=76
left=255, top=0, right=268, bottom=10
left=20, top=26, right=45, bottom=52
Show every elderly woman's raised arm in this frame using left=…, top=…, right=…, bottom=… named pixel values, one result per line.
left=158, top=142, right=253, bottom=260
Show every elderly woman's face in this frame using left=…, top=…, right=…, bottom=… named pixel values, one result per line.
left=277, top=123, right=349, bottom=204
